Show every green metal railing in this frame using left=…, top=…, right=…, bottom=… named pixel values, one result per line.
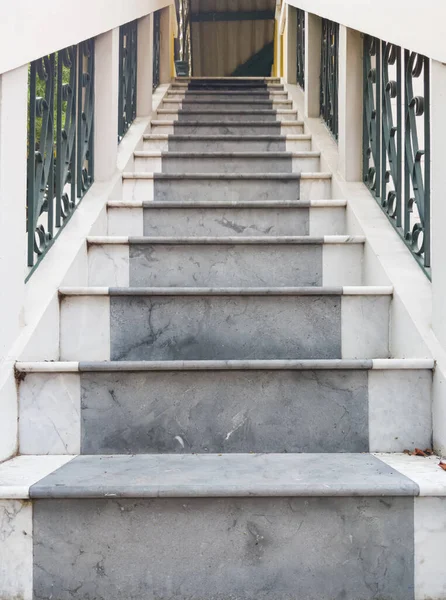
left=320, top=18, right=339, bottom=140
left=153, top=10, right=161, bottom=91
left=27, top=39, right=95, bottom=272
left=363, top=35, right=431, bottom=276
left=296, top=8, right=305, bottom=89
left=118, top=20, right=138, bottom=141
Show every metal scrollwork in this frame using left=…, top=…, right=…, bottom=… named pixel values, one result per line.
left=153, top=10, right=161, bottom=91
left=77, top=39, right=95, bottom=196
left=320, top=18, right=339, bottom=140
left=363, top=36, right=380, bottom=196
left=118, top=21, right=138, bottom=141
left=404, top=50, right=430, bottom=267
left=27, top=39, right=95, bottom=271
left=363, top=36, right=431, bottom=276
left=381, top=42, right=402, bottom=225
left=296, top=9, right=305, bottom=89
left=27, top=54, right=56, bottom=265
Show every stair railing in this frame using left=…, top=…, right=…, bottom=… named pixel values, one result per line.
left=118, top=20, right=138, bottom=142
left=27, top=39, right=95, bottom=271
left=363, top=35, right=431, bottom=275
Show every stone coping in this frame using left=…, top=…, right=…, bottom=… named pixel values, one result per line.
left=15, top=358, right=435, bottom=373
left=28, top=454, right=418, bottom=499
left=86, top=235, right=365, bottom=245
left=58, top=286, right=393, bottom=297
left=108, top=199, right=346, bottom=208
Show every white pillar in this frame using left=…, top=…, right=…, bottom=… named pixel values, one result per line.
left=431, top=60, right=446, bottom=348
left=0, top=65, right=27, bottom=360
left=285, top=5, right=297, bottom=85
left=137, top=14, right=153, bottom=117
left=338, top=26, right=363, bottom=181
left=160, top=6, right=173, bottom=84
left=305, top=13, right=322, bottom=118
left=94, top=28, right=119, bottom=181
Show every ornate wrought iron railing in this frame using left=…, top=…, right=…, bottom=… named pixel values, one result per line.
left=363, top=34, right=431, bottom=275
left=27, top=39, right=95, bottom=271
left=118, top=20, right=138, bottom=141
left=296, top=8, right=305, bottom=89
left=153, top=10, right=161, bottom=91
left=320, top=18, right=339, bottom=140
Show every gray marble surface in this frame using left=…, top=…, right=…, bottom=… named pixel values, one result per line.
left=173, top=122, right=283, bottom=135
left=143, top=205, right=310, bottom=237
left=177, top=110, right=279, bottom=122
left=128, top=243, right=322, bottom=287
left=109, top=294, right=341, bottom=361
left=179, top=101, right=274, bottom=110
left=80, top=369, right=368, bottom=454
left=30, top=453, right=418, bottom=497
left=167, top=136, right=287, bottom=152
left=32, top=495, right=414, bottom=600
left=160, top=154, right=293, bottom=174
left=154, top=176, right=300, bottom=202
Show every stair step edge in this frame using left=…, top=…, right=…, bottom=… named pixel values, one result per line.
left=58, top=286, right=394, bottom=296
left=86, top=235, right=365, bottom=245
left=15, top=358, right=435, bottom=373
left=107, top=199, right=345, bottom=208
left=122, top=172, right=330, bottom=180
left=134, top=151, right=320, bottom=158
left=3, top=453, right=445, bottom=500
left=143, top=134, right=312, bottom=140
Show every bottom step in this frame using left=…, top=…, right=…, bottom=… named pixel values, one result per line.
left=1, top=453, right=446, bottom=600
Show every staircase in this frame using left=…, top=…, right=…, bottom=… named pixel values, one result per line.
left=5, top=77, right=440, bottom=599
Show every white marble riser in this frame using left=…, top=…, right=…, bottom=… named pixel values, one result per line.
left=86, top=238, right=364, bottom=288
left=106, top=202, right=347, bottom=237
left=142, top=135, right=312, bottom=152
left=161, top=100, right=293, bottom=110
left=15, top=364, right=432, bottom=455
left=133, top=153, right=321, bottom=174
left=156, top=109, right=299, bottom=123
left=57, top=289, right=392, bottom=362
left=166, top=92, right=290, bottom=101
left=1, top=453, right=446, bottom=600
left=122, top=174, right=332, bottom=203
left=149, top=122, right=305, bottom=135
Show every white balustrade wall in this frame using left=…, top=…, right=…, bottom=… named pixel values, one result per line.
left=279, top=1, right=446, bottom=454
left=0, top=0, right=176, bottom=461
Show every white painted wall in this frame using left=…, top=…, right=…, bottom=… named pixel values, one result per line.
left=286, top=0, right=446, bottom=64
left=0, top=0, right=173, bottom=75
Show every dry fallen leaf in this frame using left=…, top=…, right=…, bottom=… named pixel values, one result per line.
left=438, top=462, right=446, bottom=472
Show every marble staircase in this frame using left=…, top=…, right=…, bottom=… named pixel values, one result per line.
left=2, top=77, right=444, bottom=600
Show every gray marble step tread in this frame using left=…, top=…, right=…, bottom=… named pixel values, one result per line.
left=29, top=453, right=419, bottom=498
left=87, top=236, right=363, bottom=245
left=144, top=135, right=301, bottom=141
left=157, top=121, right=294, bottom=127
left=59, top=286, right=393, bottom=297
left=137, top=200, right=340, bottom=208
left=128, top=173, right=303, bottom=180
left=176, top=99, right=288, bottom=105
left=136, top=152, right=319, bottom=158
left=15, top=358, right=435, bottom=372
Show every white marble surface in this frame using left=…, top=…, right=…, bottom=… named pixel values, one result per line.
left=281, top=122, right=305, bottom=135
left=19, top=373, right=81, bottom=454
left=88, top=243, right=129, bottom=287
left=323, top=243, right=363, bottom=286
left=60, top=295, right=111, bottom=361
left=369, top=371, right=432, bottom=453
left=134, top=155, right=162, bottom=172
left=150, top=122, right=175, bottom=134
left=300, top=174, right=332, bottom=200
left=0, top=455, right=75, bottom=498
left=375, top=453, right=446, bottom=496
left=414, top=497, right=446, bottom=599
left=292, top=154, right=320, bottom=172
left=286, top=135, right=312, bottom=151
left=122, top=177, right=154, bottom=202
left=309, top=205, right=346, bottom=236
left=142, top=137, right=169, bottom=151
left=0, top=500, right=32, bottom=600
left=341, top=295, right=391, bottom=359
left=108, top=205, right=143, bottom=236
